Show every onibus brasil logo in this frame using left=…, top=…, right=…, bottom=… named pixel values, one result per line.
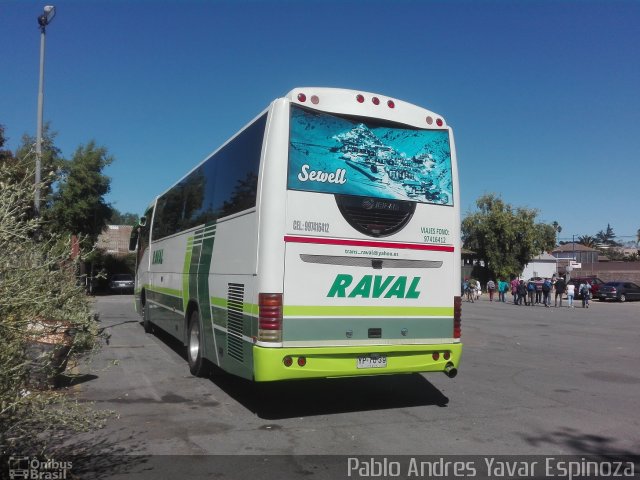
left=8, top=456, right=72, bottom=479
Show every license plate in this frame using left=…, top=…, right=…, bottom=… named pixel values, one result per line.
left=357, top=354, right=387, bottom=369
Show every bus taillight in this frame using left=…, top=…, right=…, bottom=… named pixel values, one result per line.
left=453, top=296, right=462, bottom=339
left=258, top=293, right=282, bottom=342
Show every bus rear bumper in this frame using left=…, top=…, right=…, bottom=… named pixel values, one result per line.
left=252, top=343, right=462, bottom=382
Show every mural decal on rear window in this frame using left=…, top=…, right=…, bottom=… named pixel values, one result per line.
left=288, top=105, right=453, bottom=205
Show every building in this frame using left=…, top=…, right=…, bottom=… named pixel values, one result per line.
left=95, top=225, right=133, bottom=256
left=521, top=252, right=557, bottom=279
left=552, top=243, right=600, bottom=263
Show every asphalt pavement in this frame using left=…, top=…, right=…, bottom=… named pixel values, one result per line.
left=55, top=294, right=640, bottom=478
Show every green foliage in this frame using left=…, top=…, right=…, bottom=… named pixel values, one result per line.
left=0, top=124, right=14, bottom=164
left=595, top=223, right=619, bottom=246
left=43, top=141, right=114, bottom=247
left=109, top=209, right=139, bottom=226
left=0, top=158, right=109, bottom=454
left=10, top=124, right=63, bottom=212
left=578, top=235, right=597, bottom=248
left=461, top=194, right=556, bottom=279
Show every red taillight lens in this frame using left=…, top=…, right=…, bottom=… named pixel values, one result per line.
left=297, top=93, right=306, bottom=102
left=283, top=356, right=293, bottom=367
left=387, top=100, right=395, bottom=108
left=453, top=296, right=462, bottom=339
left=436, top=118, right=444, bottom=127
left=356, top=94, right=365, bottom=103
left=297, top=357, right=306, bottom=367
left=432, top=352, right=440, bottom=361
left=443, top=352, right=451, bottom=360
left=372, top=97, right=380, bottom=105
left=259, top=293, right=282, bottom=342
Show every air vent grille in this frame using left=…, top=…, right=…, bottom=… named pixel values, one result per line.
left=227, top=283, right=245, bottom=362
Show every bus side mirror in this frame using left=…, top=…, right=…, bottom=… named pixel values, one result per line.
left=139, top=216, right=147, bottom=227
left=129, top=229, right=139, bottom=252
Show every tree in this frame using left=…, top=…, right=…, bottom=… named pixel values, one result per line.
left=578, top=235, right=597, bottom=248
left=595, top=223, right=618, bottom=246
left=0, top=157, right=108, bottom=453
left=11, top=123, right=63, bottom=209
left=0, top=124, right=14, bottom=164
left=109, top=209, right=139, bottom=226
left=461, top=194, right=556, bottom=279
left=44, top=141, right=114, bottom=246
left=552, top=221, right=562, bottom=247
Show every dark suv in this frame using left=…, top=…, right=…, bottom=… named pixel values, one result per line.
left=567, top=276, right=604, bottom=299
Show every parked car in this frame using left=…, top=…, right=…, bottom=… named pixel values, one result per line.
left=567, top=276, right=605, bottom=299
left=597, top=281, right=640, bottom=302
left=109, top=274, right=134, bottom=294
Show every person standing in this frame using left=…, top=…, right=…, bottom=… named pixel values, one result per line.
left=535, top=280, right=543, bottom=304
left=498, top=278, right=508, bottom=302
left=518, top=280, right=528, bottom=306
left=580, top=281, right=592, bottom=308
left=487, top=279, right=496, bottom=302
left=554, top=276, right=566, bottom=307
left=511, top=277, right=520, bottom=304
left=542, top=278, right=552, bottom=307
left=527, top=279, right=536, bottom=306
left=566, top=282, right=575, bottom=308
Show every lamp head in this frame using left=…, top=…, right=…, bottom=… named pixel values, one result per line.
left=38, top=5, right=56, bottom=27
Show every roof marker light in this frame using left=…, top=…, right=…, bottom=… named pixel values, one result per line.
left=372, top=97, right=380, bottom=105
left=387, top=100, right=395, bottom=108
left=436, top=118, right=444, bottom=127
left=426, top=116, right=433, bottom=125
left=356, top=94, right=365, bottom=103
left=297, top=93, right=306, bottom=102
left=311, top=95, right=319, bottom=105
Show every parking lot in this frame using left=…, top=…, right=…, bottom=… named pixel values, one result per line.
left=61, top=294, right=640, bottom=477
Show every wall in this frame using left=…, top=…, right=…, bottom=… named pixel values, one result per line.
left=569, top=262, right=640, bottom=284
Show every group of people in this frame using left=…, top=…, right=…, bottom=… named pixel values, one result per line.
left=463, top=276, right=594, bottom=308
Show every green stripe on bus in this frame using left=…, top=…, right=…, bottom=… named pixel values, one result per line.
left=147, top=288, right=183, bottom=311
left=182, top=236, right=194, bottom=308
left=212, top=297, right=257, bottom=315
left=283, top=305, right=453, bottom=317
left=148, top=285, right=182, bottom=298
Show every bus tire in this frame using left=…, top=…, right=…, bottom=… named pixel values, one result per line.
left=187, top=310, right=209, bottom=377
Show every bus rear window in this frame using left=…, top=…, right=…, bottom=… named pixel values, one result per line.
left=288, top=105, right=453, bottom=206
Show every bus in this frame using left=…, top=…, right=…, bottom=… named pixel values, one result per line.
left=129, top=87, right=462, bottom=382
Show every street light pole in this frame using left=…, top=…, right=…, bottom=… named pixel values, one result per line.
left=35, top=5, right=56, bottom=217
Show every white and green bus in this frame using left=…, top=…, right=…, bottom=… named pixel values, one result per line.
left=130, top=87, right=462, bottom=382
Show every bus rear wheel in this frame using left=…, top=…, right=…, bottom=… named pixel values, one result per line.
left=187, top=310, right=209, bottom=377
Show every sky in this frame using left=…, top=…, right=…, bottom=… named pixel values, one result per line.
left=2, top=0, right=639, bottom=244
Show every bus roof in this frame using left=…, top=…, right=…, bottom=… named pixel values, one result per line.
left=285, top=87, right=448, bottom=130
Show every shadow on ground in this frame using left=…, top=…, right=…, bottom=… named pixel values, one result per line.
left=144, top=321, right=449, bottom=419
left=522, top=426, right=639, bottom=459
